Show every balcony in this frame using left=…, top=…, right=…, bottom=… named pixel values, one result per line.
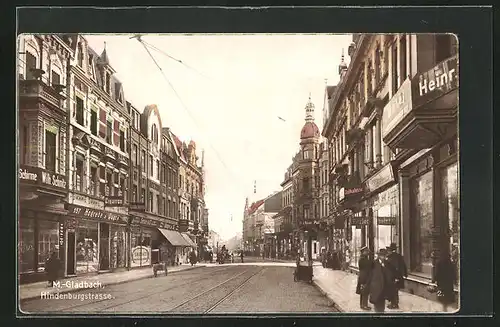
left=19, top=78, right=66, bottom=116
left=382, top=55, right=458, bottom=150
left=104, top=147, right=115, bottom=160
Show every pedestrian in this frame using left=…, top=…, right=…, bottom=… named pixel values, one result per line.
left=367, top=248, right=394, bottom=313
left=240, top=251, right=244, bottom=263
left=231, top=252, right=234, bottom=263
left=385, top=243, right=408, bottom=309
left=431, top=253, right=457, bottom=312
left=45, top=251, right=60, bottom=287
left=356, top=246, right=372, bottom=310
left=210, top=251, right=214, bottom=263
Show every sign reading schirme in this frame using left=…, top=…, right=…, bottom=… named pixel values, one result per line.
left=412, top=55, right=458, bottom=108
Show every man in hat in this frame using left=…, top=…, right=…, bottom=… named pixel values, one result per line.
left=368, top=248, right=394, bottom=313
left=356, top=246, right=372, bottom=310
left=385, top=242, right=408, bottom=309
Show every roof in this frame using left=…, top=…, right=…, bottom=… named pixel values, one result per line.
left=326, top=85, right=337, bottom=98
left=300, top=121, right=320, bottom=139
left=248, top=199, right=265, bottom=215
left=170, top=131, right=187, bottom=161
left=140, top=104, right=163, bottom=135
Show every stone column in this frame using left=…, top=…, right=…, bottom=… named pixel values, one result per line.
left=399, top=169, right=411, bottom=270
left=367, top=127, right=373, bottom=168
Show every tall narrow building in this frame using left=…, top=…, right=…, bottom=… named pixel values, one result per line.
left=295, top=95, right=322, bottom=261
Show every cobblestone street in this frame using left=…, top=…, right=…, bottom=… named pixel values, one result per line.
left=20, top=264, right=337, bottom=314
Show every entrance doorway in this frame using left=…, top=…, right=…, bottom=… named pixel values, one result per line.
left=67, top=231, right=76, bottom=275
left=99, top=223, right=110, bottom=271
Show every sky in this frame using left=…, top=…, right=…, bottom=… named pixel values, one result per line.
left=85, top=34, right=352, bottom=241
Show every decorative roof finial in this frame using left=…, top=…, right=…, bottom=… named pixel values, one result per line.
left=104, top=41, right=107, bottom=50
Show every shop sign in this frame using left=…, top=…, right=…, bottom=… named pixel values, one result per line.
left=382, top=78, right=413, bottom=139
left=19, top=165, right=67, bottom=190
left=66, top=204, right=127, bottom=223
left=129, top=202, right=145, bottom=211
left=412, top=55, right=458, bottom=108
left=131, top=246, right=150, bottom=266
left=351, top=216, right=370, bottom=226
left=366, top=163, right=396, bottom=193
left=105, top=196, right=124, bottom=207
left=338, top=186, right=364, bottom=202
left=40, top=171, right=67, bottom=189
left=377, top=216, right=396, bottom=225
left=59, top=222, right=65, bottom=246
left=139, top=217, right=164, bottom=228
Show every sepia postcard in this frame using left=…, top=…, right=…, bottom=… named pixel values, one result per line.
left=17, top=31, right=460, bottom=315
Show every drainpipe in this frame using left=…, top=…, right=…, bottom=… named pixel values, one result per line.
left=64, top=56, right=72, bottom=277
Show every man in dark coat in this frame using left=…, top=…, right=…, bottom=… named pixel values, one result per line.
left=385, top=243, right=408, bottom=309
left=240, top=251, right=244, bottom=263
left=45, top=251, right=60, bottom=287
left=368, top=248, right=394, bottom=313
left=356, top=246, right=372, bottom=310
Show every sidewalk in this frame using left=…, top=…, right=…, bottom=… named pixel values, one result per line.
left=312, top=266, right=458, bottom=313
left=19, top=264, right=205, bottom=301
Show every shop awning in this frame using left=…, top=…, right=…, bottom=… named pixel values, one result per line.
left=181, top=233, right=197, bottom=248
left=158, top=228, right=191, bottom=247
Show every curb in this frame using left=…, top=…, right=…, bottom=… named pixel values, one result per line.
left=312, top=279, right=345, bottom=312
left=20, top=265, right=205, bottom=302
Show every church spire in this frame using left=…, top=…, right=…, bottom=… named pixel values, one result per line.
left=304, top=93, right=315, bottom=123
left=338, top=48, right=348, bottom=77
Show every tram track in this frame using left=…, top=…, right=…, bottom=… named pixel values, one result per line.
left=167, top=266, right=264, bottom=313
left=22, top=265, right=236, bottom=313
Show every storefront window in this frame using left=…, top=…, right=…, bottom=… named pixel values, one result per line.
left=19, top=219, right=35, bottom=273
left=76, top=220, right=99, bottom=274
left=411, top=171, right=434, bottom=276
left=375, top=203, right=397, bottom=252
left=110, top=225, right=127, bottom=269
left=442, top=162, right=459, bottom=286
left=130, top=228, right=152, bottom=267
left=37, top=220, right=59, bottom=272
left=350, top=226, right=362, bottom=267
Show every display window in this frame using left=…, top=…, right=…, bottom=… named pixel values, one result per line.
left=350, top=225, right=362, bottom=267
left=111, top=225, right=127, bottom=269
left=37, top=220, right=59, bottom=272
left=76, top=220, right=99, bottom=274
left=410, top=170, right=434, bottom=276
left=442, top=162, right=459, bottom=286
left=19, top=219, right=35, bottom=273
left=130, top=228, right=152, bottom=267
left=375, top=204, right=397, bottom=252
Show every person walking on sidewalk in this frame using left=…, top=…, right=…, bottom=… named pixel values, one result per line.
left=385, top=243, right=408, bottom=309
left=356, top=246, right=373, bottom=310
left=45, top=251, right=60, bottom=287
left=432, top=253, right=456, bottom=312
left=368, top=248, right=394, bottom=313
left=240, top=251, right=244, bottom=263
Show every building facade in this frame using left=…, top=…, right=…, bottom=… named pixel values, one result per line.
left=295, top=97, right=322, bottom=261
left=322, top=33, right=459, bottom=301
left=171, top=134, right=208, bottom=257
left=18, top=34, right=73, bottom=283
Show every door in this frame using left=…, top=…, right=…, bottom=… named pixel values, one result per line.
left=67, top=231, right=76, bottom=275
left=99, top=223, right=110, bottom=270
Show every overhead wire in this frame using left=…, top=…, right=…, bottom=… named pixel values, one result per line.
left=134, top=36, right=253, bottom=196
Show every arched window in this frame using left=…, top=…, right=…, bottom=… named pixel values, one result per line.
left=151, top=124, right=158, bottom=145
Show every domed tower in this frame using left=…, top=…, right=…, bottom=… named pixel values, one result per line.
left=300, top=94, right=320, bottom=158
left=338, top=49, right=348, bottom=80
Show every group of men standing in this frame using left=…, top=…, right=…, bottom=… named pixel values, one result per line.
left=356, top=243, right=408, bottom=313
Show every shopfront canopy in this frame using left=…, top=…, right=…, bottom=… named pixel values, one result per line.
left=158, top=228, right=191, bottom=247
left=181, top=233, right=197, bottom=248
